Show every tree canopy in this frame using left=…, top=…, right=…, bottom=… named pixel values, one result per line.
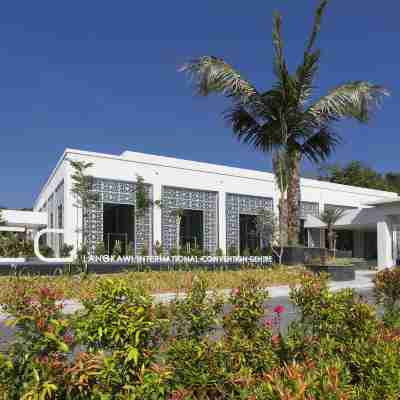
left=317, top=161, right=400, bottom=193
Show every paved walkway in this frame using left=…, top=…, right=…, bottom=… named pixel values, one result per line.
left=0, top=271, right=377, bottom=352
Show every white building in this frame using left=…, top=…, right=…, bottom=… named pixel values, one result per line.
left=29, top=148, right=400, bottom=268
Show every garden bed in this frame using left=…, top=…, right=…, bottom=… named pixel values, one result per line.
left=0, top=266, right=305, bottom=302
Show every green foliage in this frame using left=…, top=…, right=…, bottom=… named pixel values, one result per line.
left=374, top=268, right=400, bottom=327
left=242, top=248, right=250, bottom=257
left=69, top=159, right=98, bottom=250
left=215, top=247, right=224, bottom=256
left=60, top=243, right=74, bottom=257
left=140, top=243, right=149, bottom=256
left=126, top=241, right=134, bottom=256
left=94, top=240, right=106, bottom=256
left=169, top=275, right=223, bottom=340
left=318, top=160, right=395, bottom=192
left=74, top=279, right=170, bottom=396
left=181, top=0, right=388, bottom=246
left=154, top=240, right=163, bottom=255
left=4, top=271, right=400, bottom=398
left=0, top=234, right=54, bottom=258
left=227, top=245, right=238, bottom=256
left=69, top=159, right=98, bottom=210
left=0, top=285, right=73, bottom=399
left=135, top=175, right=152, bottom=215
left=170, top=247, right=179, bottom=256
left=112, top=240, right=123, bottom=258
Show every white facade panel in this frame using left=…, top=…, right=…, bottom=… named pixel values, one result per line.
left=32, top=148, right=399, bottom=258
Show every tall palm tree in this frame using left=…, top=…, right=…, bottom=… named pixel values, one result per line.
left=180, top=0, right=388, bottom=245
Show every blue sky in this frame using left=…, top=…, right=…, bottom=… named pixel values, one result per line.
left=1, top=1, right=399, bottom=208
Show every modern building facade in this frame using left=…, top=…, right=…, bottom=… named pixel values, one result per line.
left=29, top=148, right=400, bottom=268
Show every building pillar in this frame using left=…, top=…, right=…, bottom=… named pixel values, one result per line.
left=377, top=219, right=393, bottom=269
left=218, top=191, right=226, bottom=254
left=152, top=182, right=162, bottom=254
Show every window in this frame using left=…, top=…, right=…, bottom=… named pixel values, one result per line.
left=50, top=213, right=54, bottom=229
left=58, top=205, right=63, bottom=229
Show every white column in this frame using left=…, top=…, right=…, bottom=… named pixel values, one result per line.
left=218, top=191, right=226, bottom=253
left=377, top=219, right=393, bottom=269
left=153, top=182, right=162, bottom=252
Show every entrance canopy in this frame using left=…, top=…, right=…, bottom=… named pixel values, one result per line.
left=1, top=210, right=47, bottom=230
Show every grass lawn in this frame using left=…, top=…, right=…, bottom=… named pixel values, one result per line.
left=0, top=265, right=305, bottom=302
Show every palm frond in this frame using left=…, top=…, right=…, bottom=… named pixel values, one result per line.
left=295, top=125, right=341, bottom=163
left=295, top=50, right=320, bottom=105
left=272, top=12, right=292, bottom=91
left=320, top=207, right=345, bottom=226
left=308, top=81, right=389, bottom=123
left=180, top=56, right=262, bottom=107
left=225, top=105, right=283, bottom=152
left=305, top=0, right=329, bottom=54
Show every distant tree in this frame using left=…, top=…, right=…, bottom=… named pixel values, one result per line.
left=385, top=172, right=400, bottom=194
left=318, top=161, right=390, bottom=191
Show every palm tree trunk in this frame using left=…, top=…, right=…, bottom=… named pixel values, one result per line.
left=287, top=151, right=301, bottom=246
left=278, top=197, right=288, bottom=246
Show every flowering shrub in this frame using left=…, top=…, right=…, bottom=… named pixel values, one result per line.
left=374, top=267, right=400, bottom=327
left=2, top=272, right=400, bottom=398
left=168, top=274, right=223, bottom=340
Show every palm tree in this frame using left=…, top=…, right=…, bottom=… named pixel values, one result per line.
left=320, top=207, right=345, bottom=257
left=180, top=0, right=388, bottom=246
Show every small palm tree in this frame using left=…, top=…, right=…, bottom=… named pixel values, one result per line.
left=320, top=208, right=345, bottom=257
left=181, top=0, right=388, bottom=246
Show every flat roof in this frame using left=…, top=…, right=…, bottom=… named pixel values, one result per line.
left=34, top=147, right=400, bottom=207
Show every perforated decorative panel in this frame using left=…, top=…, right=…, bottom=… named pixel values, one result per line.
left=226, top=194, right=273, bottom=254
left=84, top=178, right=152, bottom=255
left=161, top=186, right=218, bottom=254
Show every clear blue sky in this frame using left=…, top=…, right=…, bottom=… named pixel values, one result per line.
left=1, top=1, right=399, bottom=208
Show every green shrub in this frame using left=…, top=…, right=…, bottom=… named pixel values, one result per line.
left=169, top=275, right=223, bottom=340
left=227, top=245, right=238, bottom=256
left=4, top=272, right=400, bottom=398
left=374, top=268, right=400, bottom=327
left=112, top=240, right=123, bottom=257
left=94, top=241, right=106, bottom=256
left=170, top=247, right=179, bottom=256
left=215, top=247, right=224, bottom=257
left=154, top=240, right=163, bottom=255
left=60, top=243, right=74, bottom=257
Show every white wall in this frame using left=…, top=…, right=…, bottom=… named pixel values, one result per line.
left=34, top=148, right=399, bottom=254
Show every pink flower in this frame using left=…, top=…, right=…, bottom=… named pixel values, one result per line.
left=271, top=335, right=280, bottom=346
left=232, top=288, right=240, bottom=296
left=264, top=319, right=273, bottom=329
left=273, top=304, right=285, bottom=315
left=63, top=331, right=74, bottom=345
